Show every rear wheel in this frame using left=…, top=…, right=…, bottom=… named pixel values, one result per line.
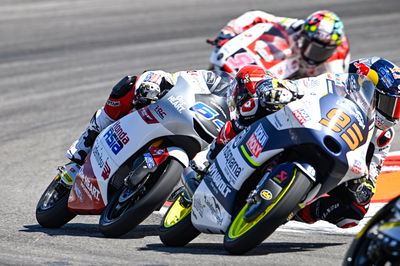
left=159, top=194, right=200, bottom=246
left=99, top=158, right=183, bottom=238
left=223, top=168, right=313, bottom=254
left=36, top=175, right=76, bottom=228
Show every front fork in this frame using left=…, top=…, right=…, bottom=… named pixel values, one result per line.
left=124, top=142, right=167, bottom=189
left=244, top=162, right=316, bottom=222
left=123, top=140, right=189, bottom=189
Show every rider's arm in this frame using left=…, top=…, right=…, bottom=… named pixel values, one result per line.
left=367, top=127, right=395, bottom=183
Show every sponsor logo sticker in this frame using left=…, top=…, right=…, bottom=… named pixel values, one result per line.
left=260, top=189, right=273, bottom=200
left=246, top=124, right=268, bottom=158
left=292, top=108, right=311, bottom=125
left=104, top=121, right=130, bottom=155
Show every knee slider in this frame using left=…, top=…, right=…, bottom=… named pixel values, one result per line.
left=110, top=76, right=137, bottom=99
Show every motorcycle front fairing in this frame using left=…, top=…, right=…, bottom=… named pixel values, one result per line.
left=67, top=110, right=174, bottom=213
left=191, top=73, right=376, bottom=233
left=68, top=76, right=225, bottom=213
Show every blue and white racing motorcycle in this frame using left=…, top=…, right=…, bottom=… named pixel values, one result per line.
left=159, top=73, right=377, bottom=254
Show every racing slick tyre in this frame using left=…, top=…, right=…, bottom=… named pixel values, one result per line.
left=343, top=195, right=400, bottom=265
left=224, top=169, right=313, bottom=254
left=159, top=195, right=200, bottom=247
left=36, top=175, right=76, bottom=228
left=99, top=158, right=183, bottom=238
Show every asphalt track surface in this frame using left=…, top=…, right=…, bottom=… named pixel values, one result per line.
left=1, top=0, right=400, bottom=265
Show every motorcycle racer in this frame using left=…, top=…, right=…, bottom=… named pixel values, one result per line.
left=207, top=57, right=400, bottom=229
left=211, top=10, right=350, bottom=78
left=66, top=70, right=233, bottom=168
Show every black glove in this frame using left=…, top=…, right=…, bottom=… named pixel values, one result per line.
left=135, top=82, right=161, bottom=104
left=212, top=32, right=235, bottom=47
left=346, top=177, right=376, bottom=205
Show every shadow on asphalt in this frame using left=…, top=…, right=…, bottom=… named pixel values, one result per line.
left=142, top=241, right=345, bottom=256
left=21, top=224, right=160, bottom=239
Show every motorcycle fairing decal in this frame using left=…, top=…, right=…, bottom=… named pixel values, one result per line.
left=103, top=120, right=130, bottom=155
left=319, top=94, right=370, bottom=151
left=240, top=145, right=261, bottom=167
left=90, top=142, right=118, bottom=205
left=203, top=163, right=236, bottom=211
left=211, top=23, right=268, bottom=67
left=167, top=94, right=187, bottom=113
left=213, top=119, right=225, bottom=130
left=192, top=94, right=230, bottom=138
left=234, top=121, right=282, bottom=168
left=245, top=124, right=269, bottom=158
left=191, top=181, right=232, bottom=233
left=138, top=107, right=159, bottom=124
left=292, top=108, right=312, bottom=125
left=190, top=102, right=218, bottom=120
left=148, top=146, right=169, bottom=166
left=225, top=50, right=256, bottom=72
left=68, top=155, right=106, bottom=214
left=216, top=141, right=257, bottom=190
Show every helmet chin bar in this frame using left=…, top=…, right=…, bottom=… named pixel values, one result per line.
left=299, top=35, right=336, bottom=66
left=375, top=111, right=398, bottom=130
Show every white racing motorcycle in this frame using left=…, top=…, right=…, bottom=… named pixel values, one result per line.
left=160, top=73, right=377, bottom=254
left=208, top=22, right=299, bottom=78
left=36, top=75, right=230, bottom=238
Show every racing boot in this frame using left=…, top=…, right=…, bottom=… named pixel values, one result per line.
left=293, top=203, right=318, bottom=224
left=66, top=108, right=115, bottom=165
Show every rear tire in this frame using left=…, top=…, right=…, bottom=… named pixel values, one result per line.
left=99, top=158, right=183, bottom=238
left=159, top=196, right=200, bottom=247
left=36, top=176, right=76, bottom=228
left=224, top=169, right=312, bottom=254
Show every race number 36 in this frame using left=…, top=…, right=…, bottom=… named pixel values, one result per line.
left=320, top=108, right=363, bottom=150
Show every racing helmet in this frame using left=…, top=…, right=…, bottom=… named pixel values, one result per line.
left=349, top=57, right=400, bottom=130
left=299, top=10, right=344, bottom=65
left=227, top=65, right=273, bottom=118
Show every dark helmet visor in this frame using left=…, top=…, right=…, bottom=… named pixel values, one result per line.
left=377, top=91, right=400, bottom=120
left=301, top=36, right=336, bottom=65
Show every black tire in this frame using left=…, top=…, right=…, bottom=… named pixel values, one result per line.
left=343, top=195, right=400, bottom=265
left=159, top=196, right=200, bottom=246
left=99, top=158, right=183, bottom=238
left=223, top=170, right=312, bottom=254
left=36, top=177, right=76, bottom=228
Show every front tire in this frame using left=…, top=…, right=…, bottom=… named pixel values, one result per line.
left=99, top=158, right=183, bottom=238
left=159, top=195, right=200, bottom=246
left=36, top=176, right=76, bottom=228
left=223, top=169, right=312, bottom=254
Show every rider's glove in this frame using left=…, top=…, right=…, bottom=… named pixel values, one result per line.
left=135, top=82, right=161, bottom=104
left=212, top=31, right=235, bottom=47
left=346, top=177, right=376, bottom=205
left=256, top=79, right=295, bottom=111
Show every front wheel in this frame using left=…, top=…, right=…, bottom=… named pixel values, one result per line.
left=223, top=168, right=313, bottom=254
left=99, top=158, right=183, bottom=238
left=36, top=175, right=76, bottom=228
left=159, top=193, right=200, bottom=246
left=343, top=195, right=400, bottom=265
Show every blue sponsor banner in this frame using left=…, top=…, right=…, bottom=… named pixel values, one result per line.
left=203, top=162, right=237, bottom=214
